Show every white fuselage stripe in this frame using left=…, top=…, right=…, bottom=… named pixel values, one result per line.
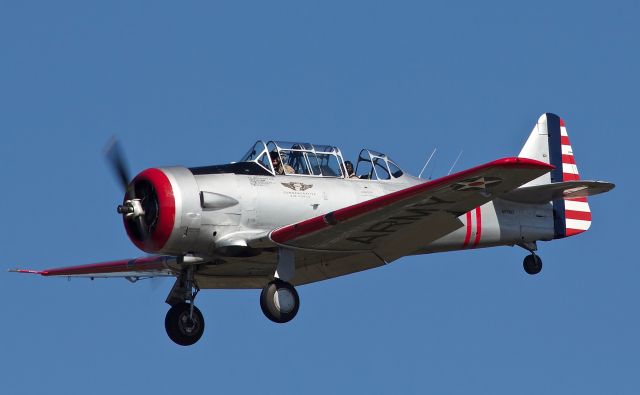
left=561, top=145, right=573, bottom=155
left=560, top=126, right=568, bottom=136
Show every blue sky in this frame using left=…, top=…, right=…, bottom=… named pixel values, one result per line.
left=1, top=1, right=636, bottom=394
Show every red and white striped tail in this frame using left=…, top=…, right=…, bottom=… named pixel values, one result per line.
left=559, top=118, right=591, bottom=236
left=518, top=113, right=592, bottom=238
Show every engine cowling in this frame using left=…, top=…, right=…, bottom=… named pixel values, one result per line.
left=122, top=167, right=202, bottom=255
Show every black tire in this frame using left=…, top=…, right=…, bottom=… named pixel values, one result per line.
left=260, top=279, right=300, bottom=324
left=523, top=254, right=543, bottom=275
left=165, top=302, right=205, bottom=346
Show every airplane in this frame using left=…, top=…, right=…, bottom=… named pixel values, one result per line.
left=11, top=113, right=614, bottom=346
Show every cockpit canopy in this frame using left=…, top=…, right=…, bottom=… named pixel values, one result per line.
left=239, top=140, right=405, bottom=180
left=354, top=149, right=404, bottom=180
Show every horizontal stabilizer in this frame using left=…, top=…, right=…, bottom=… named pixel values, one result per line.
left=501, top=180, right=615, bottom=204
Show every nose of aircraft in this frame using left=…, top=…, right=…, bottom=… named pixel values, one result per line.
left=121, top=168, right=176, bottom=253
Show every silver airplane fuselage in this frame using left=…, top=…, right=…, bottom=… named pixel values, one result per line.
left=155, top=167, right=553, bottom=258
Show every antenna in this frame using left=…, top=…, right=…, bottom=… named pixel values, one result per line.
left=418, top=148, right=437, bottom=179
left=447, top=150, right=463, bottom=175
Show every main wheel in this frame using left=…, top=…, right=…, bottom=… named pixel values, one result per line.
left=165, top=302, right=205, bottom=346
left=523, top=254, right=543, bottom=275
left=260, top=279, right=300, bottom=323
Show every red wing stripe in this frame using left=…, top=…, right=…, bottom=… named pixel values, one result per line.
left=561, top=136, right=571, bottom=145
left=463, top=211, right=472, bottom=248
left=566, top=197, right=588, bottom=202
left=473, top=207, right=482, bottom=247
left=565, top=210, right=592, bottom=221
left=562, top=154, right=575, bottom=164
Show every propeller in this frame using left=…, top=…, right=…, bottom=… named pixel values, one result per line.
left=104, top=138, right=152, bottom=247
left=105, top=138, right=132, bottom=196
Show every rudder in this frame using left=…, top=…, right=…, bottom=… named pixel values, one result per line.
left=518, top=113, right=591, bottom=238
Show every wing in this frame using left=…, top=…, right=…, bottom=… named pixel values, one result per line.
left=271, top=157, right=554, bottom=263
left=10, top=255, right=179, bottom=279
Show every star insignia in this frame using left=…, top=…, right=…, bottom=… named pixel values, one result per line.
left=452, top=177, right=502, bottom=191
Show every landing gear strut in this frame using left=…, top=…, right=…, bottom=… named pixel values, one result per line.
left=165, top=266, right=204, bottom=346
left=519, top=241, right=542, bottom=275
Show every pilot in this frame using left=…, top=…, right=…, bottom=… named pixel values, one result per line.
left=344, top=161, right=358, bottom=179
left=271, top=151, right=294, bottom=175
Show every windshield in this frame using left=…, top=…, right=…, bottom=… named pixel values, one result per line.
left=240, top=141, right=273, bottom=173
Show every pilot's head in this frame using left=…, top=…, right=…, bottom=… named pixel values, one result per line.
left=270, top=151, right=281, bottom=167
left=345, top=161, right=354, bottom=175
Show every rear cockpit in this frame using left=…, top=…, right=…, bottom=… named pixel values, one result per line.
left=354, top=149, right=404, bottom=180
left=238, top=140, right=408, bottom=180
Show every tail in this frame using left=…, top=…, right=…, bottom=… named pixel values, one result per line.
left=518, top=113, right=592, bottom=238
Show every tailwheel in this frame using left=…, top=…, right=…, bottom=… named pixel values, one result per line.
left=165, top=302, right=205, bottom=346
left=260, top=279, right=300, bottom=323
left=523, top=254, right=543, bottom=275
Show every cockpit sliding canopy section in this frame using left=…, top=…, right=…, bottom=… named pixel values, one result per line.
left=355, top=149, right=404, bottom=180
left=239, top=140, right=406, bottom=179
left=240, top=140, right=347, bottom=177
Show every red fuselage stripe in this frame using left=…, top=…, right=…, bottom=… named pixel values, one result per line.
left=473, top=207, right=482, bottom=247
left=463, top=211, right=472, bottom=248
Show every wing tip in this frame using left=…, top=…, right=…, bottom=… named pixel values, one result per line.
left=8, top=268, right=47, bottom=275
left=492, top=157, right=555, bottom=170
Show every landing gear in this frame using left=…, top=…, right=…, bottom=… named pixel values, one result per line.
left=165, top=265, right=204, bottom=346
left=165, top=302, right=205, bottom=346
left=260, top=279, right=300, bottom=323
left=518, top=241, right=542, bottom=275
left=523, top=254, right=543, bottom=275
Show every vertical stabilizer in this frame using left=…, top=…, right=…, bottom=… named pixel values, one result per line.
left=518, top=114, right=551, bottom=186
left=518, top=113, right=591, bottom=238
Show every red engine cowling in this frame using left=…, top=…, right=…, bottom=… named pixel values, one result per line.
left=122, top=167, right=202, bottom=255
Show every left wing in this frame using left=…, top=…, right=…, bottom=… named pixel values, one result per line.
left=10, top=255, right=180, bottom=279
left=271, top=157, right=553, bottom=263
